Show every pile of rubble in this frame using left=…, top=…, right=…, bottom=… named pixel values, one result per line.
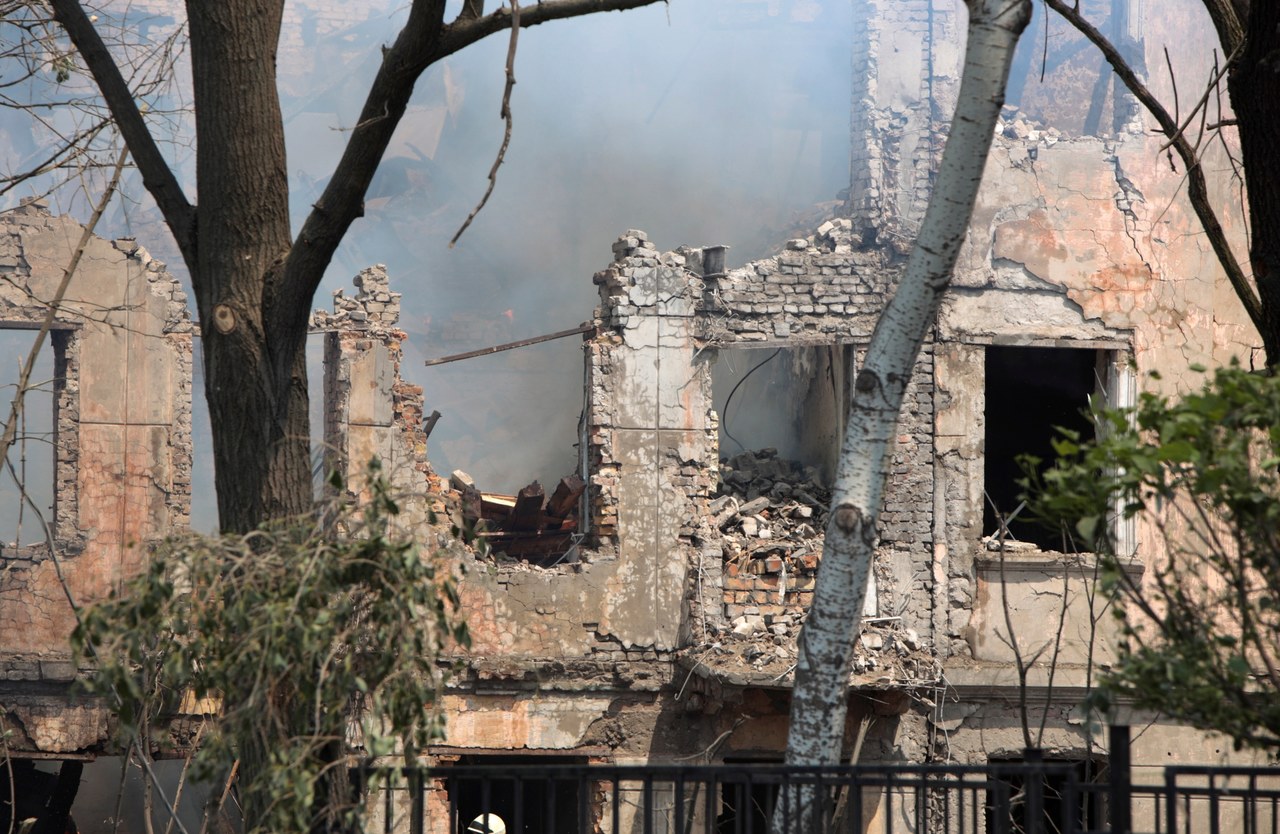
left=694, top=448, right=940, bottom=689
left=683, top=621, right=939, bottom=691
left=995, top=106, right=1064, bottom=145
left=713, top=448, right=830, bottom=574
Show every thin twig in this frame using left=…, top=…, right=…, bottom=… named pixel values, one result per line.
left=450, top=0, right=520, bottom=247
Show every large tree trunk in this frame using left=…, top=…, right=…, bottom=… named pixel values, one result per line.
left=781, top=0, right=1030, bottom=788
left=187, top=0, right=312, bottom=533
left=1230, top=3, right=1280, bottom=367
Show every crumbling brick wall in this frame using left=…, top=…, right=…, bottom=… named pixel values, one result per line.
left=586, top=225, right=938, bottom=689
left=0, top=200, right=192, bottom=754
left=313, top=263, right=445, bottom=530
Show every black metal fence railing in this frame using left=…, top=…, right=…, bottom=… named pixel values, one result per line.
left=361, top=728, right=1280, bottom=834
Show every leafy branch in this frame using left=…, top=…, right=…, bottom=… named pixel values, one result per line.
left=1031, top=364, right=1280, bottom=751
left=76, top=462, right=471, bottom=834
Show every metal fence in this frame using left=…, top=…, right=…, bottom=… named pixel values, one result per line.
left=363, top=729, right=1280, bottom=834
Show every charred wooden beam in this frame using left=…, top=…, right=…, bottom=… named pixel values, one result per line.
left=506, top=481, right=545, bottom=532
left=423, top=409, right=442, bottom=440
left=423, top=322, right=596, bottom=367
left=546, top=474, right=586, bottom=518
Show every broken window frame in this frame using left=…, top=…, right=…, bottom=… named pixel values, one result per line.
left=0, top=322, right=78, bottom=551
left=978, top=338, right=1136, bottom=558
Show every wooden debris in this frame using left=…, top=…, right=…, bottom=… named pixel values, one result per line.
left=508, top=481, right=545, bottom=532
left=546, top=474, right=586, bottom=518
left=460, top=474, right=584, bottom=566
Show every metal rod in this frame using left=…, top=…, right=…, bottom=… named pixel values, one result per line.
left=423, top=322, right=595, bottom=366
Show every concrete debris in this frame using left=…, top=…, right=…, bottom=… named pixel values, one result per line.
left=982, top=535, right=1040, bottom=552
left=717, top=448, right=830, bottom=577
left=681, top=619, right=939, bottom=692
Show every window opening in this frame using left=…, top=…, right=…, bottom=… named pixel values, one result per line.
left=0, top=330, right=58, bottom=546
left=983, top=345, right=1100, bottom=551
left=450, top=756, right=586, bottom=834
left=417, top=335, right=586, bottom=569
left=712, top=345, right=849, bottom=600
left=717, top=758, right=782, bottom=834
left=717, top=775, right=775, bottom=834
left=713, top=346, right=846, bottom=485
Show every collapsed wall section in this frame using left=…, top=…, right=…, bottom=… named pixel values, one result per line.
left=590, top=228, right=938, bottom=692
left=313, top=264, right=443, bottom=531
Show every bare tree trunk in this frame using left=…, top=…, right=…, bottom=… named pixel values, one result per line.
left=1230, top=3, right=1280, bottom=367
left=185, top=0, right=312, bottom=532
left=782, top=0, right=1031, bottom=787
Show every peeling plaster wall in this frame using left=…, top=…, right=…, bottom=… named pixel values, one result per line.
left=0, top=200, right=192, bottom=754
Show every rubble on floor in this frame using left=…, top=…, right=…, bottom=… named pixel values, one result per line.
left=715, top=448, right=830, bottom=577
left=692, top=448, right=940, bottom=692
left=678, top=620, right=939, bottom=692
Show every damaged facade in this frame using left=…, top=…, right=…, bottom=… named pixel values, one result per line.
left=0, top=0, right=1266, bottom=829
left=418, top=0, right=1263, bottom=816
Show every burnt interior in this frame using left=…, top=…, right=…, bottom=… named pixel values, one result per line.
left=983, top=345, right=1099, bottom=550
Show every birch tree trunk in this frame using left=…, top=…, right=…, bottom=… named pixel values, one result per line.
left=781, top=0, right=1031, bottom=800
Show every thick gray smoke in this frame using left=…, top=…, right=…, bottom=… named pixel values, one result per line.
left=294, top=0, right=854, bottom=496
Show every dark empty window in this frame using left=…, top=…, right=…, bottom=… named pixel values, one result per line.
left=986, top=756, right=1105, bottom=834
left=984, top=346, right=1099, bottom=550
left=718, top=773, right=776, bottom=834
left=450, top=756, right=586, bottom=834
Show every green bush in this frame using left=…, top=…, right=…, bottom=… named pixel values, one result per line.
left=76, top=461, right=470, bottom=833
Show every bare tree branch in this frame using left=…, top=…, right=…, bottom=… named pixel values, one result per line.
left=274, top=0, right=664, bottom=338
left=1045, top=0, right=1264, bottom=341
left=1201, top=0, right=1245, bottom=54
left=439, top=0, right=665, bottom=55
left=450, top=0, right=520, bottom=247
left=46, top=0, right=195, bottom=266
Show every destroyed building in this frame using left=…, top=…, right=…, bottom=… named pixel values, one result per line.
left=0, top=0, right=1268, bottom=830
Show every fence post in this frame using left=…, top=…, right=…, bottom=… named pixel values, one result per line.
left=1109, top=724, right=1132, bottom=834
left=1023, top=748, right=1045, bottom=833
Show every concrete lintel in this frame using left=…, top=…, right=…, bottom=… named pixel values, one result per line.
left=974, top=550, right=1144, bottom=579
left=955, top=335, right=1132, bottom=351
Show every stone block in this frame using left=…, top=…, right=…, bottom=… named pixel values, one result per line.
left=39, top=659, right=77, bottom=681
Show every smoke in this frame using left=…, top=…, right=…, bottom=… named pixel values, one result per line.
left=292, top=0, right=854, bottom=493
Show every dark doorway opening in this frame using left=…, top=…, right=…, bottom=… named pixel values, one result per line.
left=984, top=345, right=1100, bottom=550
left=717, top=775, right=775, bottom=834
left=450, top=756, right=586, bottom=834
